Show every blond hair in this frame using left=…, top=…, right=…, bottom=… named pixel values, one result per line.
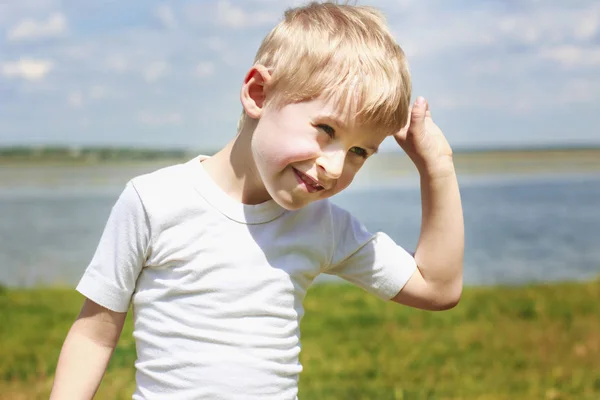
left=240, top=1, right=411, bottom=134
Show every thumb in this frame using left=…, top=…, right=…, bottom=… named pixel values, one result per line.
left=409, top=96, right=428, bottom=132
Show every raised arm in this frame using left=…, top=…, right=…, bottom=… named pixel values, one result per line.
left=391, top=97, right=464, bottom=310
left=50, top=298, right=127, bottom=399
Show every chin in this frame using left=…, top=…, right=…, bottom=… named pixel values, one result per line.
left=271, top=191, right=311, bottom=211
left=274, top=197, right=309, bottom=211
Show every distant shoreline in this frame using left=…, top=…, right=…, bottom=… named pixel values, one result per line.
left=0, top=146, right=198, bottom=164
left=1, top=145, right=600, bottom=164
left=367, top=147, right=600, bottom=176
left=1, top=146, right=600, bottom=176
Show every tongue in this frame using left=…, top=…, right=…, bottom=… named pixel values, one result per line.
left=302, top=175, right=316, bottom=187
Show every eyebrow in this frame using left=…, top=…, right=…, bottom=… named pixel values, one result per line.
left=317, top=115, right=379, bottom=154
left=319, top=115, right=348, bottom=131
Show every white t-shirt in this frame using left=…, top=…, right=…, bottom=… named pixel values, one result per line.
left=76, top=156, right=417, bottom=400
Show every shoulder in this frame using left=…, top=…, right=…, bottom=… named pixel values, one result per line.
left=128, top=156, right=206, bottom=205
left=125, top=156, right=203, bottom=222
left=130, top=158, right=195, bottom=194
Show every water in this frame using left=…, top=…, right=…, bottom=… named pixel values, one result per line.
left=1, top=164, right=599, bottom=287
left=337, top=173, right=600, bottom=286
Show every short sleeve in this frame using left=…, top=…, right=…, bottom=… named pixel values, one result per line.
left=322, top=205, right=417, bottom=300
left=76, top=181, right=150, bottom=312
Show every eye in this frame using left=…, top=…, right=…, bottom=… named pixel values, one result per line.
left=350, top=147, right=368, bottom=158
left=316, top=124, right=335, bottom=138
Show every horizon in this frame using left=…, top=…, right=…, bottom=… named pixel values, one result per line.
left=2, top=142, right=600, bottom=154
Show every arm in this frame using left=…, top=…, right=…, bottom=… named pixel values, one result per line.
left=50, top=181, right=147, bottom=398
left=392, top=97, right=464, bottom=310
left=50, top=298, right=127, bottom=400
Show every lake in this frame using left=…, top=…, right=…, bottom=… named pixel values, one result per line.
left=1, top=159, right=599, bottom=287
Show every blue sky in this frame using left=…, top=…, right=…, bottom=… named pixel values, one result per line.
left=1, top=0, right=599, bottom=151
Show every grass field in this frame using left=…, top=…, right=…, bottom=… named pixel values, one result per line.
left=1, top=280, right=599, bottom=399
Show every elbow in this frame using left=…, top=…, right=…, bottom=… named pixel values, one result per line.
left=430, top=281, right=463, bottom=311
left=434, top=293, right=461, bottom=311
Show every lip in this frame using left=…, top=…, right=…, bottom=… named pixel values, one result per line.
left=293, top=168, right=325, bottom=193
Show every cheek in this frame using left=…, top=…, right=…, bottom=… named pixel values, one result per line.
left=280, top=139, right=320, bottom=165
left=254, top=129, right=320, bottom=171
left=255, top=140, right=319, bottom=173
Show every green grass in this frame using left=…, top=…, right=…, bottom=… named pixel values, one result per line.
left=1, top=280, right=599, bottom=399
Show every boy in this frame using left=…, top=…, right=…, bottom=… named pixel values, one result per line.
left=50, top=2, right=463, bottom=399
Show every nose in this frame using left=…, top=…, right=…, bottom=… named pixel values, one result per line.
left=317, top=147, right=345, bottom=179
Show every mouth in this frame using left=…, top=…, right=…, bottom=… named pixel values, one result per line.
left=293, top=168, right=325, bottom=193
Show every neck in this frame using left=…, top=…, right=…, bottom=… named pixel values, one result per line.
left=201, top=122, right=271, bottom=205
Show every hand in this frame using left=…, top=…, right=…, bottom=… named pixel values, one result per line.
left=393, top=96, right=455, bottom=177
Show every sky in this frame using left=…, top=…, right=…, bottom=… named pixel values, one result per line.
left=1, top=0, right=600, bottom=152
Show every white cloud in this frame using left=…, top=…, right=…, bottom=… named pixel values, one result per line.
left=7, top=12, right=67, bottom=42
left=59, top=44, right=92, bottom=61
left=216, top=1, right=279, bottom=29
left=2, top=0, right=600, bottom=148
left=561, top=78, right=600, bottom=103
left=0, top=58, right=54, bottom=81
left=467, top=59, right=503, bottom=77
left=68, top=91, right=83, bottom=107
left=67, top=85, right=108, bottom=108
left=196, top=62, right=215, bottom=78
left=105, top=55, right=129, bottom=73
left=89, top=85, right=106, bottom=100
left=0, top=0, right=59, bottom=26
left=390, top=1, right=600, bottom=60
left=206, top=36, right=226, bottom=52
left=537, top=45, right=600, bottom=69
left=138, top=111, right=183, bottom=126
left=155, top=4, right=177, bottom=29
left=574, top=11, right=600, bottom=40
left=143, top=61, right=169, bottom=82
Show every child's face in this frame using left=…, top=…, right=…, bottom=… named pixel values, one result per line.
left=250, top=97, right=388, bottom=210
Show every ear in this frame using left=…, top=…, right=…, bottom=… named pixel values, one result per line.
left=240, top=64, right=272, bottom=119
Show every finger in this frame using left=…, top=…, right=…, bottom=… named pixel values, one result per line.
left=404, top=106, right=412, bottom=128
left=393, top=106, right=412, bottom=140
left=409, top=96, right=427, bottom=133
